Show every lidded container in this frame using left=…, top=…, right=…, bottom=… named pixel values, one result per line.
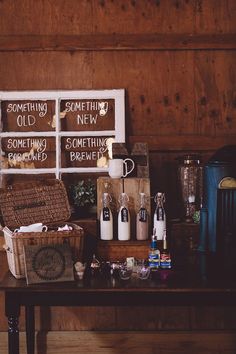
left=153, top=192, right=166, bottom=240
left=0, top=179, right=84, bottom=279
left=118, top=192, right=130, bottom=241
left=177, top=154, right=203, bottom=222
left=136, top=192, right=149, bottom=240
left=100, top=192, right=113, bottom=240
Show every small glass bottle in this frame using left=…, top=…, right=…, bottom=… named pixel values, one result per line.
left=153, top=192, right=166, bottom=241
left=118, top=192, right=130, bottom=241
left=160, top=230, right=172, bottom=269
left=90, top=254, right=100, bottom=276
left=100, top=192, right=113, bottom=240
left=136, top=192, right=149, bottom=240
left=148, top=229, right=160, bottom=270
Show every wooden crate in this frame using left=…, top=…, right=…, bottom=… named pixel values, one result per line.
left=97, top=240, right=149, bottom=261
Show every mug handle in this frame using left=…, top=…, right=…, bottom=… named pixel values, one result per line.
left=42, top=225, right=48, bottom=232
left=123, top=158, right=135, bottom=177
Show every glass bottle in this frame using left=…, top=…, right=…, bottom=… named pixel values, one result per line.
left=118, top=192, right=130, bottom=241
left=100, top=192, right=113, bottom=240
left=177, top=154, right=203, bottom=222
left=160, top=229, right=172, bottom=269
left=136, top=192, right=149, bottom=240
left=153, top=192, right=166, bottom=241
left=90, top=254, right=100, bottom=276
left=148, top=229, right=160, bottom=270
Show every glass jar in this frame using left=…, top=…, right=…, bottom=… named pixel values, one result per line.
left=177, top=154, right=203, bottom=222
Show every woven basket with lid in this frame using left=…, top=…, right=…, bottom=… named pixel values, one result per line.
left=0, top=179, right=84, bottom=279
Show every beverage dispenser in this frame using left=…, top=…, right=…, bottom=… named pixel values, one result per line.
left=199, top=145, right=236, bottom=254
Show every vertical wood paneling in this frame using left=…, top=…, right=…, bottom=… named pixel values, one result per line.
left=1, top=0, right=235, bottom=36
left=0, top=0, right=236, bottom=344
left=194, top=51, right=236, bottom=136
left=194, top=0, right=236, bottom=33
left=91, top=51, right=195, bottom=136
left=190, top=307, right=225, bottom=330
left=49, top=307, right=116, bottom=331
left=0, top=50, right=235, bottom=140
left=116, top=306, right=190, bottom=330
left=0, top=52, right=93, bottom=90
left=0, top=0, right=93, bottom=35
left=92, top=0, right=195, bottom=34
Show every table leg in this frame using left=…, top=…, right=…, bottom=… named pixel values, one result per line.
left=5, top=293, right=20, bottom=354
left=8, top=316, right=19, bottom=354
left=25, top=306, right=35, bottom=354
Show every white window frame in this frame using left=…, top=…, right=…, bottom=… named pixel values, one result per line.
left=0, top=89, right=125, bottom=179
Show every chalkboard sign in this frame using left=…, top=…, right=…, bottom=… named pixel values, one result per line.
left=0, top=90, right=125, bottom=178
left=1, top=100, right=55, bottom=132
left=1, top=136, right=55, bottom=169
left=61, top=135, right=115, bottom=168
left=60, top=99, right=115, bottom=131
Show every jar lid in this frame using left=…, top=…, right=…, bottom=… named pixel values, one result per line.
left=178, top=154, right=201, bottom=165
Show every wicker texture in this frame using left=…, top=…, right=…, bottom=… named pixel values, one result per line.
left=0, top=179, right=71, bottom=229
left=1, top=179, right=85, bottom=279
left=3, top=223, right=84, bottom=279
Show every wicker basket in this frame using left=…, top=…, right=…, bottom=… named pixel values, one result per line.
left=0, top=179, right=84, bottom=279
left=0, top=179, right=71, bottom=228
left=3, top=223, right=84, bottom=279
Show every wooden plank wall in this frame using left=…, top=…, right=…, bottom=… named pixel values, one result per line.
left=0, top=1, right=236, bottom=352
left=1, top=0, right=236, bottom=217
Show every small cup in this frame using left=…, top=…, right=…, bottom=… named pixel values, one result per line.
left=74, top=262, right=86, bottom=280
left=118, top=264, right=133, bottom=280
left=108, top=158, right=135, bottom=178
left=136, top=263, right=150, bottom=280
left=14, top=223, right=48, bottom=233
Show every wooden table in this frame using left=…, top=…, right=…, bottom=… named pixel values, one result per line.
left=1, top=252, right=236, bottom=354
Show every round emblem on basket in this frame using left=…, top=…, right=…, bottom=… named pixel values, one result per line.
left=32, top=246, right=66, bottom=281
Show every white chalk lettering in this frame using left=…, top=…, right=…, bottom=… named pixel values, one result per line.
left=64, top=100, right=108, bottom=112
left=7, top=138, right=47, bottom=153
left=16, top=114, right=36, bottom=127
left=77, top=113, right=98, bottom=125
left=8, top=152, right=48, bottom=162
left=6, top=102, right=48, bottom=117
left=70, top=151, right=102, bottom=162
left=65, top=137, right=107, bottom=150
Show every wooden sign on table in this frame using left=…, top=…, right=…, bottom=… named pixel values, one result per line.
left=24, top=244, right=74, bottom=284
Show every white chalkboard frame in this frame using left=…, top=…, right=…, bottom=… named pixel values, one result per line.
left=0, top=89, right=125, bottom=179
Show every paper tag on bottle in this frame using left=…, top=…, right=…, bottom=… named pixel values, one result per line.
left=121, top=207, right=129, bottom=222
left=139, top=208, right=147, bottom=222
left=103, top=207, right=110, bottom=221
left=156, top=207, right=164, bottom=220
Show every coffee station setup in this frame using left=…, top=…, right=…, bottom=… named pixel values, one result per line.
left=0, top=89, right=235, bottom=286
left=1, top=144, right=235, bottom=285
left=1, top=2, right=236, bottom=353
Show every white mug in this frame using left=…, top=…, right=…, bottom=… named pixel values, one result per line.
left=108, top=158, right=135, bottom=178
left=14, top=222, right=48, bottom=233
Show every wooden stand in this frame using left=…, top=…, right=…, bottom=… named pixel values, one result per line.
left=97, top=240, right=149, bottom=261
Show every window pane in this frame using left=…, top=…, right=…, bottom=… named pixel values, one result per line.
left=1, top=100, right=56, bottom=132
left=1, top=136, right=56, bottom=169
left=60, top=99, right=115, bottom=131
left=61, top=135, right=115, bottom=168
